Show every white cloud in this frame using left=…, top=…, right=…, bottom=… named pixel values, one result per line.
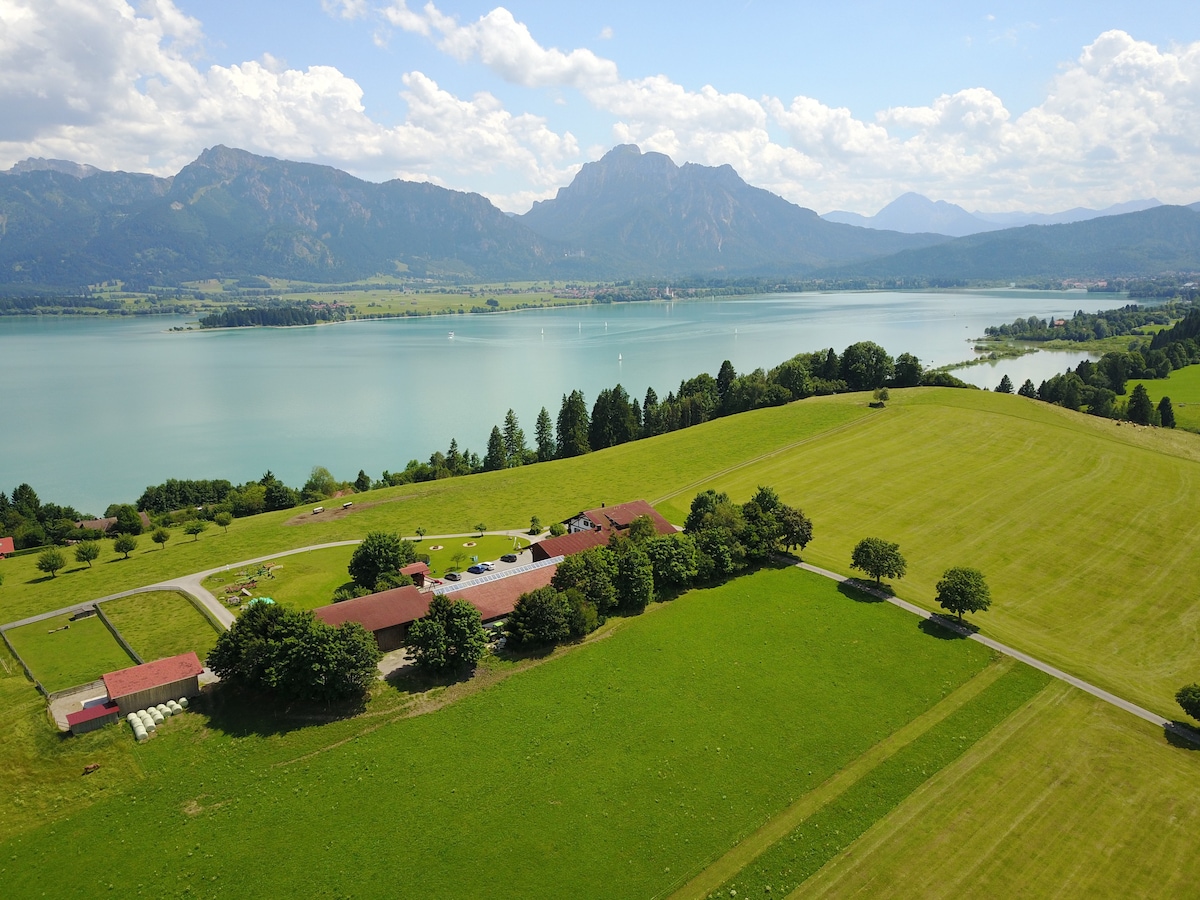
left=3, top=0, right=1198, bottom=219
left=0, top=0, right=579, bottom=206
left=322, top=0, right=369, bottom=19
left=599, top=26, right=613, bottom=40
left=383, top=2, right=619, bottom=88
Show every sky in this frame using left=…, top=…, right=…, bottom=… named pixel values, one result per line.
left=2, top=1, right=1199, bottom=215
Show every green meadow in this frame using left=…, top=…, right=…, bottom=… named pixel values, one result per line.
left=3, top=384, right=1200, bottom=716
left=0, top=568, right=998, bottom=896
left=100, top=592, right=220, bottom=662
left=1130, top=363, right=1200, bottom=432
left=5, top=614, right=134, bottom=692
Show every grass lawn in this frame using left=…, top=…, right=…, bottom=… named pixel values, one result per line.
left=100, top=592, right=221, bottom=662
left=1129, top=362, right=1200, bottom=433
left=1, top=567, right=996, bottom=896
left=199, top=536, right=532, bottom=611
left=793, top=682, right=1200, bottom=898
left=5, top=614, right=135, bottom=692
left=653, top=388, right=1200, bottom=718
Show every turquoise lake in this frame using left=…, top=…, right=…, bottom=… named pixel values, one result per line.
left=1, top=290, right=1106, bottom=513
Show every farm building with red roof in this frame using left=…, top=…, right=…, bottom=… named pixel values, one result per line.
left=0, top=536, right=15, bottom=558
left=313, top=585, right=429, bottom=651
left=435, top=562, right=558, bottom=622
left=531, top=500, right=676, bottom=562
left=103, top=652, right=204, bottom=714
left=66, top=701, right=121, bottom=735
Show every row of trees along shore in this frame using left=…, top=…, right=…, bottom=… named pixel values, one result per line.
left=988, top=307, right=1200, bottom=425
left=1, top=340, right=973, bottom=552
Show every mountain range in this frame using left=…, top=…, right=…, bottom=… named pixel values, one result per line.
left=1, top=145, right=1198, bottom=288
left=822, top=192, right=1167, bottom=237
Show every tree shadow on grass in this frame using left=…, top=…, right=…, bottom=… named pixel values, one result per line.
left=195, top=683, right=368, bottom=738
left=1164, top=721, right=1200, bottom=750
left=918, top=615, right=976, bottom=640
left=837, top=580, right=886, bottom=604
left=384, top=663, right=478, bottom=696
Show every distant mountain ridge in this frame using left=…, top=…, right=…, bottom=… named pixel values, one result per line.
left=0, top=146, right=1196, bottom=288
left=817, top=204, right=1200, bottom=280
left=823, top=192, right=1167, bottom=237
left=519, top=145, right=945, bottom=275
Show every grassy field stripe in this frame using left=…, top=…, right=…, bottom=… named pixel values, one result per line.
left=665, top=656, right=1014, bottom=900
left=651, top=406, right=885, bottom=506
left=714, top=664, right=1051, bottom=900
left=789, top=681, right=1074, bottom=900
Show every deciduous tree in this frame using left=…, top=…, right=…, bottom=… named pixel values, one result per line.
left=113, top=535, right=138, bottom=559
left=185, top=520, right=207, bottom=541
left=935, top=566, right=992, bottom=622
left=1176, top=683, right=1200, bottom=723
left=505, top=586, right=571, bottom=647
left=214, top=511, right=233, bottom=533
left=348, top=531, right=416, bottom=590
left=850, top=537, right=906, bottom=586
left=74, top=542, right=100, bottom=568
left=152, top=528, right=171, bottom=550
left=408, top=595, right=488, bottom=673
left=36, top=548, right=66, bottom=577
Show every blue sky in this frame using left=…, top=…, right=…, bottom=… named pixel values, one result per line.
left=3, top=1, right=1199, bottom=214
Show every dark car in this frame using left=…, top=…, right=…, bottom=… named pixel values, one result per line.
left=467, top=563, right=487, bottom=574
left=444, top=571, right=462, bottom=581
left=500, top=553, right=519, bottom=563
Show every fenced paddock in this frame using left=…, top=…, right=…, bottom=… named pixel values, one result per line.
left=100, top=591, right=222, bottom=662
left=5, top=614, right=136, bottom=693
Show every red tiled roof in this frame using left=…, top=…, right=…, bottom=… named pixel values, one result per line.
left=67, top=701, right=120, bottom=727
left=313, top=585, right=429, bottom=633
left=582, top=499, right=675, bottom=535
left=103, top=652, right=203, bottom=699
left=530, top=529, right=607, bottom=561
left=0, top=536, right=15, bottom=555
left=450, top=565, right=558, bottom=621
left=400, top=561, right=430, bottom=576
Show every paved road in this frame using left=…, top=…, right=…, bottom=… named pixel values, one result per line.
left=796, top=562, right=1199, bottom=746
left=1, top=530, right=538, bottom=633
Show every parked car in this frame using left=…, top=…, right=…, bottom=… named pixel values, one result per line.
left=444, top=571, right=462, bottom=581
left=481, top=561, right=495, bottom=571
left=467, top=563, right=487, bottom=574
left=500, top=553, right=518, bottom=563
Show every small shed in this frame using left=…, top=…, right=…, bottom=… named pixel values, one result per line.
left=0, top=536, right=15, bottom=558
left=66, top=701, right=121, bottom=735
left=103, top=652, right=204, bottom=715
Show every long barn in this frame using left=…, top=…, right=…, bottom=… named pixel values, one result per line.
left=103, top=652, right=204, bottom=714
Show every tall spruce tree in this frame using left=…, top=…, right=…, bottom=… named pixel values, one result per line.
left=1127, top=383, right=1153, bottom=425
left=535, top=407, right=555, bottom=461
left=1158, top=396, right=1176, bottom=428
left=502, top=409, right=527, bottom=465
left=556, top=390, right=590, bottom=458
left=484, top=426, right=507, bottom=471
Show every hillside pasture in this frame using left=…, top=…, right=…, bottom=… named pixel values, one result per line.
left=1130, top=362, right=1200, bottom=433
left=2, top=567, right=997, bottom=896
left=5, top=614, right=134, bottom=693
left=654, top=388, right=1200, bottom=717
left=100, top=591, right=220, bottom=662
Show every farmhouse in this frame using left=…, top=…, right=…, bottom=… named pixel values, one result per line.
left=314, top=585, right=429, bottom=651
left=103, top=652, right=204, bottom=715
left=564, top=499, right=675, bottom=536
left=531, top=500, right=676, bottom=562
left=76, top=512, right=153, bottom=534
left=315, top=560, right=564, bottom=646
